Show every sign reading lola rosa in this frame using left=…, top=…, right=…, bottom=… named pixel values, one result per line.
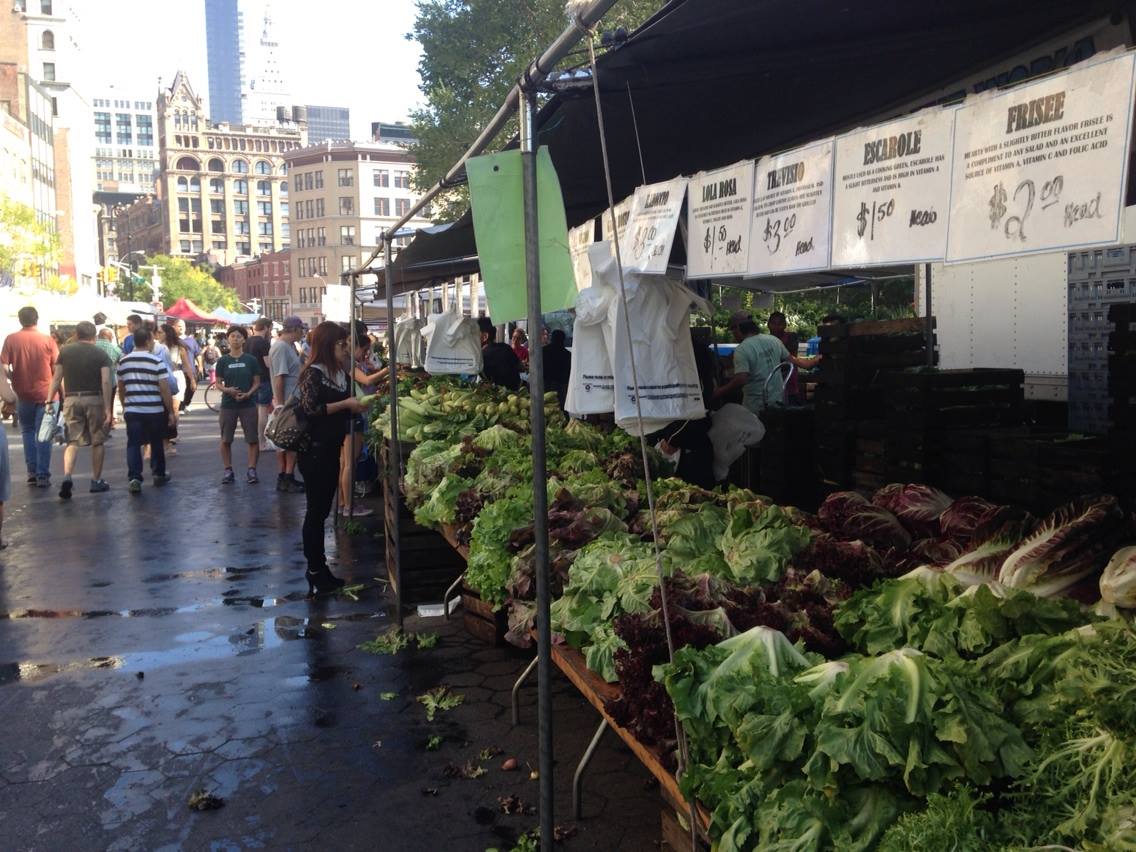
left=685, top=160, right=755, bottom=278
left=746, top=138, right=835, bottom=276
left=946, top=50, right=1136, bottom=263
left=832, top=107, right=957, bottom=266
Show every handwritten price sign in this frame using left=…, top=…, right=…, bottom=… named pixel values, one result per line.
left=620, top=177, right=686, bottom=275
left=686, top=161, right=754, bottom=278
left=946, top=52, right=1136, bottom=263
left=832, top=106, right=955, bottom=266
left=746, top=139, right=834, bottom=277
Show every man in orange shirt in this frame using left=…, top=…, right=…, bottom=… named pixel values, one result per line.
left=1, top=307, right=59, bottom=487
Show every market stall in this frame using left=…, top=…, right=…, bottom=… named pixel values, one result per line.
left=348, top=2, right=1136, bottom=849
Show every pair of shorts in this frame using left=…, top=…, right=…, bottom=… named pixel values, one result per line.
left=219, top=406, right=258, bottom=444
left=256, top=382, right=273, bottom=406
left=63, top=395, right=109, bottom=447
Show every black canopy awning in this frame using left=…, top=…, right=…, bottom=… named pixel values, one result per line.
left=379, top=0, right=1132, bottom=292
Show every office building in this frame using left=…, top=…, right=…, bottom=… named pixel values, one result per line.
left=215, top=248, right=291, bottom=320
left=205, top=0, right=290, bottom=127
left=283, top=140, right=432, bottom=326
left=371, top=121, right=416, bottom=146
left=92, top=89, right=158, bottom=196
left=8, top=0, right=97, bottom=288
left=305, top=104, right=349, bottom=143
left=115, top=70, right=305, bottom=267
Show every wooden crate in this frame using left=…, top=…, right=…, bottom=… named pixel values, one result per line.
left=460, top=584, right=509, bottom=646
left=818, top=316, right=933, bottom=339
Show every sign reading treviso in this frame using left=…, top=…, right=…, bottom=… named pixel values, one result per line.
left=670, top=50, right=1136, bottom=278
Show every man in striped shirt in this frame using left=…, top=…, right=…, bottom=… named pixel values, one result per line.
left=116, top=327, right=175, bottom=493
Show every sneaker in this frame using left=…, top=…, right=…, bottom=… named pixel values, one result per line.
left=89, top=479, right=110, bottom=493
left=35, top=475, right=50, bottom=488
left=153, top=473, right=171, bottom=487
left=59, top=479, right=73, bottom=500
left=276, top=475, right=289, bottom=492
left=26, top=474, right=37, bottom=485
left=128, top=479, right=142, bottom=494
left=221, top=468, right=235, bottom=485
left=246, top=468, right=259, bottom=485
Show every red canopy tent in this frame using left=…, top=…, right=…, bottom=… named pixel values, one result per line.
left=163, top=298, right=223, bottom=323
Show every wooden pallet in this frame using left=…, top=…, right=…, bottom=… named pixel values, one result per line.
left=818, top=316, right=933, bottom=339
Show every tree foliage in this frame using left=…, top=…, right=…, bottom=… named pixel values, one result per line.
left=0, top=195, right=59, bottom=286
left=144, top=254, right=240, bottom=312
left=408, top=0, right=661, bottom=221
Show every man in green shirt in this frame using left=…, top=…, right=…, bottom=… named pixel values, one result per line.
left=215, top=326, right=262, bottom=485
left=713, top=311, right=821, bottom=415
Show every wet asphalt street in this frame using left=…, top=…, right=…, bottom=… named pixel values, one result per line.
left=0, top=406, right=658, bottom=851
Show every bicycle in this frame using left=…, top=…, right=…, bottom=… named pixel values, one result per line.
left=203, top=381, right=225, bottom=412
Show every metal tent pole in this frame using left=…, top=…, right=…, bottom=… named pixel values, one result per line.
left=520, top=88, right=553, bottom=850
left=924, top=262, right=934, bottom=367
left=384, top=239, right=403, bottom=630
left=347, top=272, right=357, bottom=518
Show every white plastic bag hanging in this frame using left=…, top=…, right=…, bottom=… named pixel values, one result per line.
left=708, top=403, right=766, bottom=482
left=565, top=244, right=618, bottom=417
left=37, top=403, right=63, bottom=444
left=601, top=262, right=710, bottom=436
left=422, top=301, right=482, bottom=375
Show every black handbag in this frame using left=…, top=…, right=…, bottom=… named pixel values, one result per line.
left=264, top=395, right=311, bottom=453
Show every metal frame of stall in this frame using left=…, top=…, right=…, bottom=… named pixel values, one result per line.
left=343, top=3, right=623, bottom=846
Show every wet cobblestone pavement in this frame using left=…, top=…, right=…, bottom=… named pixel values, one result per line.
left=0, top=408, right=659, bottom=851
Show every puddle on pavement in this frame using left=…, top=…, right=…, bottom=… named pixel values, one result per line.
left=0, top=612, right=383, bottom=685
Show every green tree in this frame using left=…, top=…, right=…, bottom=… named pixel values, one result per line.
left=0, top=194, right=59, bottom=286
left=408, top=0, right=660, bottom=221
left=144, top=254, right=240, bottom=312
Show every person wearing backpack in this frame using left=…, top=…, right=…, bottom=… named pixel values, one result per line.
left=270, top=317, right=306, bottom=492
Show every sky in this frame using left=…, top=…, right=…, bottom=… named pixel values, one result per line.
left=81, top=0, right=424, bottom=139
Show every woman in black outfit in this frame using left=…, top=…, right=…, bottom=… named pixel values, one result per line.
left=296, top=322, right=368, bottom=594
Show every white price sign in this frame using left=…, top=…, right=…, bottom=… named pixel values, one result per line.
left=602, top=195, right=634, bottom=249
left=746, top=139, right=834, bottom=276
left=569, top=219, right=597, bottom=291
left=832, top=107, right=956, bottom=266
left=622, top=177, right=687, bottom=274
left=686, top=160, right=754, bottom=278
left=946, top=51, right=1136, bottom=263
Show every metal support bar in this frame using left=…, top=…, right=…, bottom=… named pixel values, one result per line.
left=924, top=262, right=934, bottom=367
left=384, top=241, right=403, bottom=631
left=511, top=655, right=539, bottom=726
left=443, top=570, right=466, bottom=620
left=573, top=719, right=609, bottom=820
left=347, top=273, right=358, bottom=518
left=521, top=86, right=554, bottom=850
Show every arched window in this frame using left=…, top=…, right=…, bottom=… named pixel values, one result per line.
left=255, top=160, right=271, bottom=175
left=208, top=158, right=224, bottom=172
left=232, top=159, right=248, bottom=173
left=41, top=30, right=54, bottom=50
left=189, top=176, right=200, bottom=191
left=209, top=178, right=224, bottom=194
left=175, top=155, right=200, bottom=171
left=234, top=179, right=248, bottom=194
left=256, top=180, right=270, bottom=195
left=279, top=181, right=288, bottom=195
left=176, top=176, right=188, bottom=192
left=279, top=162, right=288, bottom=175
left=174, top=112, right=182, bottom=129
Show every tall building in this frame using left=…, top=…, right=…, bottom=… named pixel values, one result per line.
left=284, top=140, right=432, bottom=326
left=9, top=0, right=98, bottom=288
left=305, top=104, right=349, bottom=143
left=371, top=121, right=416, bottom=146
left=92, top=89, right=158, bottom=197
left=205, top=0, right=290, bottom=127
left=115, top=70, right=306, bottom=267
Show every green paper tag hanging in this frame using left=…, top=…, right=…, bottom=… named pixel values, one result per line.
left=466, top=148, right=577, bottom=323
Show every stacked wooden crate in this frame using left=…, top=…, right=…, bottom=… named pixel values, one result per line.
left=756, top=406, right=817, bottom=509
left=813, top=318, right=933, bottom=488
